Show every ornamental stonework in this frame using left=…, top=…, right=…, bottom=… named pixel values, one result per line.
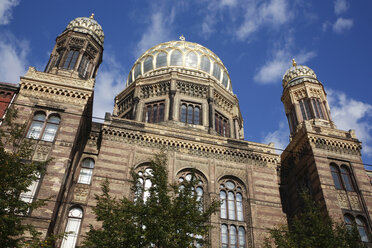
left=140, top=81, right=170, bottom=98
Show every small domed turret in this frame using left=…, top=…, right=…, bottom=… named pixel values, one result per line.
left=65, top=13, right=104, bottom=47
left=282, top=59, right=318, bottom=88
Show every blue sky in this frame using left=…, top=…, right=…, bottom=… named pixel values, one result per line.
left=0, top=0, right=371, bottom=168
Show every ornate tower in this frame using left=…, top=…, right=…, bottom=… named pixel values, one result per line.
left=12, top=14, right=104, bottom=239
left=280, top=60, right=372, bottom=244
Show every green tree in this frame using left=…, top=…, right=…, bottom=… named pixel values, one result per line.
left=83, top=153, right=219, bottom=248
left=264, top=193, right=365, bottom=248
left=0, top=109, right=60, bottom=247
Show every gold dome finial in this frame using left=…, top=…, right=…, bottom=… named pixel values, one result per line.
left=292, top=58, right=297, bottom=67
left=90, top=13, right=95, bottom=19
left=179, top=34, right=185, bottom=41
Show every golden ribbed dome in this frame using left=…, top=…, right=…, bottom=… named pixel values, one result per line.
left=127, top=40, right=232, bottom=92
left=282, top=60, right=317, bottom=88
left=65, top=14, right=104, bottom=46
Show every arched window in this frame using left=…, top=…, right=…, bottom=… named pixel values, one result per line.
left=330, top=163, right=355, bottom=191
left=177, top=170, right=206, bottom=209
left=63, top=49, right=79, bottom=70
left=186, top=52, right=197, bottom=68
left=134, top=63, right=142, bottom=79
left=220, top=179, right=246, bottom=248
left=179, top=102, right=202, bottom=125
left=27, top=113, right=60, bottom=142
left=344, top=214, right=370, bottom=243
left=222, top=71, right=228, bottom=88
left=136, top=167, right=153, bottom=202
left=143, top=56, right=154, bottom=73
left=61, top=207, right=83, bottom=248
left=311, top=98, right=325, bottom=119
left=340, top=166, right=354, bottom=191
left=41, top=115, right=61, bottom=142
left=330, top=164, right=343, bottom=190
left=27, top=112, right=46, bottom=139
left=156, top=52, right=167, bottom=68
left=170, top=50, right=182, bottom=66
left=77, top=158, right=95, bottom=184
left=200, top=56, right=211, bottom=73
left=356, top=216, right=369, bottom=242
left=78, top=54, right=91, bottom=79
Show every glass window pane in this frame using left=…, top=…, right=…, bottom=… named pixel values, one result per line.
left=156, top=52, right=167, bottom=68
left=128, top=71, right=133, bottom=85
left=41, top=123, right=58, bottom=141
left=228, top=192, right=235, bottom=220
left=181, top=105, right=187, bottom=123
left=78, top=168, right=93, bottom=184
left=134, top=63, right=142, bottom=79
left=159, top=104, right=164, bottom=122
left=238, top=227, right=246, bottom=248
left=222, top=71, right=228, bottom=88
left=143, top=56, right=154, bottom=73
left=48, top=116, right=60, bottom=124
left=341, top=167, right=354, bottom=191
left=213, top=63, right=221, bottom=81
left=20, top=179, right=39, bottom=203
left=230, top=226, right=237, bottom=247
left=186, top=52, right=197, bottom=68
left=299, top=100, right=308, bottom=120
left=170, top=50, right=182, bottom=66
left=187, top=105, right=193, bottom=124
left=82, top=158, right=95, bottom=169
left=63, top=50, right=74, bottom=69
left=236, top=193, right=244, bottom=221
left=27, top=121, right=43, bottom=139
left=153, top=105, right=158, bottom=123
left=221, top=225, right=228, bottom=246
left=220, top=191, right=227, bottom=219
left=200, top=56, right=210, bottom=73
left=194, top=107, right=200, bottom=125
left=304, top=100, right=312, bottom=119
left=316, top=99, right=325, bottom=119
left=34, top=113, right=46, bottom=121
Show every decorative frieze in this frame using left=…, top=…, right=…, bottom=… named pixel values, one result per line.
left=140, top=81, right=170, bottom=98
left=176, top=81, right=208, bottom=98
left=69, top=37, right=85, bottom=47
left=86, top=43, right=98, bottom=57
left=117, top=91, right=133, bottom=115
left=101, top=127, right=279, bottom=168
left=213, top=91, right=233, bottom=114
left=310, top=136, right=361, bottom=155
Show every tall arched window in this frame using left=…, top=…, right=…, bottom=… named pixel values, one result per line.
left=77, top=158, right=95, bottom=184
left=356, top=216, right=369, bottom=242
left=63, top=49, right=79, bottom=70
left=220, top=178, right=246, bottom=248
left=134, top=63, right=142, bottom=79
left=177, top=170, right=206, bottom=209
left=186, top=51, right=197, bottom=68
left=340, top=166, right=354, bottom=191
left=330, top=164, right=343, bottom=190
left=20, top=173, right=41, bottom=204
left=27, top=112, right=60, bottom=142
left=78, top=54, right=91, bottom=79
left=61, top=207, right=83, bottom=248
left=136, top=167, right=153, bottom=202
left=213, top=63, right=221, bottom=81
left=215, top=112, right=230, bottom=137
left=200, top=56, right=211, bottom=73
left=330, top=163, right=355, bottom=191
left=143, top=56, right=154, bottom=73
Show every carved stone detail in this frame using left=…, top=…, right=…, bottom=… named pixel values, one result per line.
left=176, top=81, right=208, bottom=98
left=69, top=37, right=85, bottom=47
left=214, top=91, right=233, bottom=114
left=336, top=192, right=349, bottom=209
left=140, top=81, right=170, bottom=98
left=33, top=145, right=51, bottom=161
left=292, top=88, right=306, bottom=100
left=349, top=195, right=361, bottom=211
left=310, top=136, right=361, bottom=155
left=86, top=43, right=98, bottom=57
left=73, top=186, right=89, bottom=202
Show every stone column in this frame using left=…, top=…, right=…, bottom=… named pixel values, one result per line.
left=169, top=79, right=177, bottom=121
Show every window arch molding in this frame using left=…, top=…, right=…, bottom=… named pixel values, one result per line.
left=343, top=213, right=370, bottom=243
left=133, top=162, right=154, bottom=202
left=77, top=157, right=95, bottom=184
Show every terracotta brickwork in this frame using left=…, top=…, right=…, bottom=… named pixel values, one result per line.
left=0, top=82, right=18, bottom=121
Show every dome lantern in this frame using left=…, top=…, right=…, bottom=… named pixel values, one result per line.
left=282, top=59, right=318, bottom=88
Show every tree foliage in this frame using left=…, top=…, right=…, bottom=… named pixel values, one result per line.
left=83, top=153, right=219, bottom=248
left=0, top=109, right=58, bottom=247
left=264, top=193, right=365, bottom=248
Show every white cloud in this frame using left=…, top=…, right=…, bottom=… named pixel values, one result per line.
left=93, top=53, right=126, bottom=120
left=254, top=49, right=316, bottom=84
left=333, top=17, right=353, bottom=33
left=236, top=0, right=292, bottom=40
left=328, top=90, right=372, bottom=155
left=262, top=121, right=289, bottom=154
left=0, top=0, right=19, bottom=25
left=0, top=32, right=29, bottom=84
left=334, top=0, right=349, bottom=15
left=135, top=9, right=175, bottom=57
left=220, top=0, right=238, bottom=8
